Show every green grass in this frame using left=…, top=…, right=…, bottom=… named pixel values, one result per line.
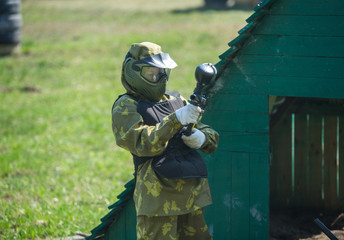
left=0, top=1, right=251, bottom=239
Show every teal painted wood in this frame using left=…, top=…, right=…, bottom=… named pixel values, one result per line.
left=207, top=93, right=268, bottom=113
left=238, top=22, right=256, bottom=35
left=231, top=152, right=250, bottom=239
left=246, top=9, right=268, bottom=23
left=217, top=131, right=269, bottom=153
left=217, top=73, right=270, bottom=96
left=255, top=15, right=344, bottom=36
left=203, top=94, right=269, bottom=133
left=205, top=110, right=269, bottom=133
left=203, top=150, right=232, bottom=239
left=249, top=153, right=269, bottom=239
left=267, top=75, right=344, bottom=99
left=125, top=201, right=137, bottom=240
left=106, top=213, right=125, bottom=240
left=106, top=199, right=136, bottom=240
left=218, top=46, right=238, bottom=60
left=220, top=74, right=344, bottom=99
left=227, top=55, right=344, bottom=80
left=203, top=151, right=270, bottom=239
left=253, top=0, right=276, bottom=11
left=228, top=33, right=250, bottom=47
left=269, top=0, right=344, bottom=15
left=240, top=35, right=344, bottom=58
left=203, top=94, right=270, bottom=239
left=90, top=222, right=108, bottom=239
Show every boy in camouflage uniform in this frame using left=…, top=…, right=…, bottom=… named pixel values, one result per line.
left=112, top=42, right=219, bottom=240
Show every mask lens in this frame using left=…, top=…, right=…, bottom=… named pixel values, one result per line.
left=141, top=66, right=165, bottom=83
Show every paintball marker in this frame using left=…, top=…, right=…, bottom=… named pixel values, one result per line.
left=184, top=63, right=217, bottom=136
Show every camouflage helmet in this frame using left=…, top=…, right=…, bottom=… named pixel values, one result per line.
left=121, top=42, right=177, bottom=102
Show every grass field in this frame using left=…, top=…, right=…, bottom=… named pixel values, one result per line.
left=0, top=1, right=251, bottom=239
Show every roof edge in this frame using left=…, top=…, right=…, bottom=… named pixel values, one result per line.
left=215, top=0, right=278, bottom=76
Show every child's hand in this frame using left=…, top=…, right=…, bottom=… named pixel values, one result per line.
left=181, top=128, right=206, bottom=149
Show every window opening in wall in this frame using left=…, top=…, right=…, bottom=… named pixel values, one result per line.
left=269, top=96, right=344, bottom=240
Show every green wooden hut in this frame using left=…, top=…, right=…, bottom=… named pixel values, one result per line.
left=87, top=0, right=344, bottom=238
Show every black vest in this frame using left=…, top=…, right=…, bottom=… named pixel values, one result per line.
left=132, top=93, right=207, bottom=179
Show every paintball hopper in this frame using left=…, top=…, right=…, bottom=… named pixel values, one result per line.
left=185, top=63, right=217, bottom=136
left=194, top=63, right=217, bottom=95
left=189, top=63, right=217, bottom=108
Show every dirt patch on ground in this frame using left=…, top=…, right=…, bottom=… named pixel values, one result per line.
left=270, top=210, right=344, bottom=240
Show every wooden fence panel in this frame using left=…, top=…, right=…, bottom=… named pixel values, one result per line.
left=270, top=98, right=344, bottom=210
left=339, top=117, right=344, bottom=203
left=294, top=113, right=309, bottom=206
left=324, top=116, right=338, bottom=210
left=308, top=115, right=323, bottom=208
left=270, top=114, right=292, bottom=208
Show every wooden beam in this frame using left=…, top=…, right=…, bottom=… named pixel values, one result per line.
left=324, top=116, right=338, bottom=210
left=294, top=113, right=309, bottom=207
left=241, top=35, right=344, bottom=58
left=308, top=115, right=323, bottom=209
left=256, top=15, right=344, bottom=37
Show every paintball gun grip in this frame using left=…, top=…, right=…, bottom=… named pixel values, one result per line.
left=185, top=123, right=195, bottom=136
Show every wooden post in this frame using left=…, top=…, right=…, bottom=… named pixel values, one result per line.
left=324, top=116, right=338, bottom=210
left=308, top=115, right=323, bottom=208
left=270, top=113, right=292, bottom=209
left=339, top=117, right=344, bottom=207
left=294, top=113, right=309, bottom=207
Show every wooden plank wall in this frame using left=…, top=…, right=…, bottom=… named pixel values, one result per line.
left=203, top=93, right=269, bottom=239
left=222, top=0, right=344, bottom=99
left=106, top=199, right=136, bottom=240
left=270, top=101, right=344, bottom=210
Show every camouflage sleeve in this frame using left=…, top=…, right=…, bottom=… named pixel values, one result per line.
left=112, top=95, right=183, bottom=157
left=196, top=122, right=219, bottom=154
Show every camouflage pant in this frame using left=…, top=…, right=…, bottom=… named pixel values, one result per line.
left=136, top=208, right=212, bottom=240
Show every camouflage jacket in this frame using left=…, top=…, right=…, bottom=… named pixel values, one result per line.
left=112, top=93, right=219, bottom=216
